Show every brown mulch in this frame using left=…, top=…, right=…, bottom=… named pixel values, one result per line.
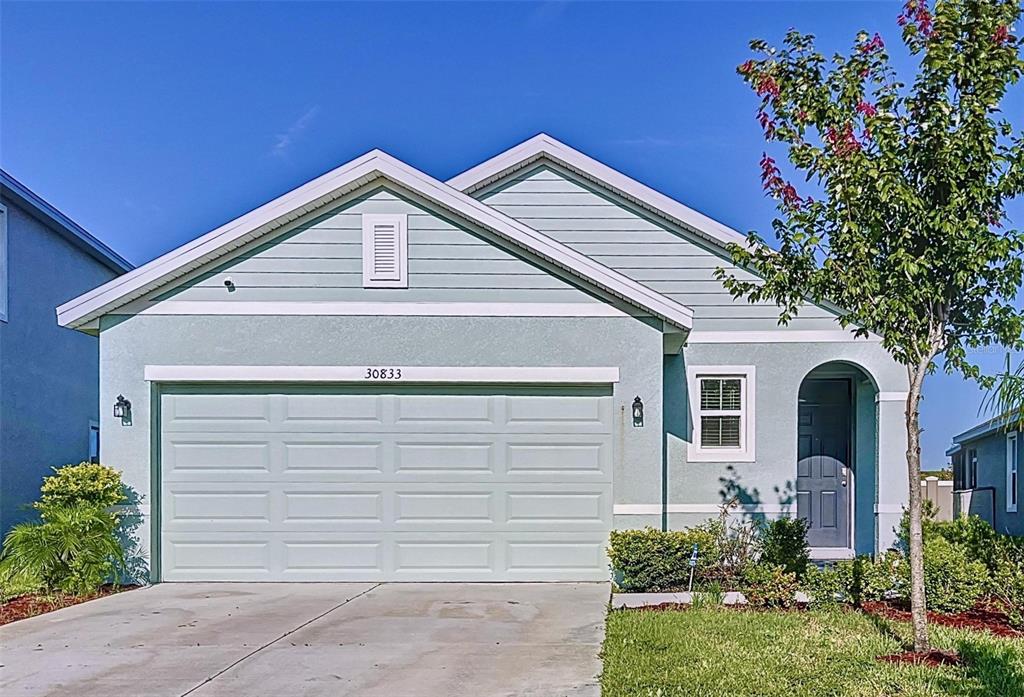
left=861, top=600, right=1023, bottom=639
left=877, top=649, right=963, bottom=667
left=0, top=585, right=139, bottom=626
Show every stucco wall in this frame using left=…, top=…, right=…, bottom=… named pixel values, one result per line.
left=0, top=199, right=118, bottom=534
left=97, top=313, right=664, bottom=579
left=650, top=340, right=909, bottom=553
left=959, top=430, right=1023, bottom=536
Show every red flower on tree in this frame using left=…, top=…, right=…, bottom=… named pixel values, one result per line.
left=825, top=124, right=862, bottom=157
left=899, top=0, right=934, bottom=38
left=755, top=74, right=780, bottom=99
left=857, top=101, right=878, bottom=117
left=993, top=25, right=1012, bottom=45
left=738, top=60, right=756, bottom=75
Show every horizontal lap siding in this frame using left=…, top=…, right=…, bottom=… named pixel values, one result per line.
left=479, top=167, right=838, bottom=331
left=158, top=188, right=601, bottom=305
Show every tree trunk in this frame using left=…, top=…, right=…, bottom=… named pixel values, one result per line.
left=905, top=364, right=930, bottom=653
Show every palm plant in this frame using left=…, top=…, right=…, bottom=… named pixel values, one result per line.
left=0, top=504, right=126, bottom=595
left=984, top=354, right=1024, bottom=431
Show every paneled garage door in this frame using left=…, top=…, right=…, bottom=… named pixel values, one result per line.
left=159, top=385, right=613, bottom=581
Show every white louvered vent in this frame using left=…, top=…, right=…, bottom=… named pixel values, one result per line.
left=362, top=213, right=408, bottom=287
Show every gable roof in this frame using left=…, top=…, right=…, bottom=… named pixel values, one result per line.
left=1, top=169, right=133, bottom=274
left=447, top=133, right=751, bottom=253
left=57, top=150, right=693, bottom=331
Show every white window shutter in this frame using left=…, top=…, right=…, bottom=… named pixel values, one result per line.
left=362, top=213, right=408, bottom=288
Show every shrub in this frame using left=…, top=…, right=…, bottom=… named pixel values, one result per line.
left=759, top=517, right=810, bottom=577
left=802, top=564, right=845, bottom=607
left=608, top=526, right=721, bottom=592
left=932, top=515, right=1006, bottom=574
left=911, top=537, right=989, bottom=614
left=990, top=541, right=1024, bottom=629
left=36, top=462, right=125, bottom=513
left=835, top=553, right=907, bottom=606
left=0, top=504, right=125, bottom=595
left=743, top=564, right=800, bottom=608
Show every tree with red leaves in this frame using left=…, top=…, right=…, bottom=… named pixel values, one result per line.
left=720, top=0, right=1024, bottom=652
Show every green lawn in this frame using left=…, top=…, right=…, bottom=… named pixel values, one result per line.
left=602, top=607, right=1024, bottom=697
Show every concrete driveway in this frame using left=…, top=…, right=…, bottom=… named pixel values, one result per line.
left=0, top=582, right=608, bottom=697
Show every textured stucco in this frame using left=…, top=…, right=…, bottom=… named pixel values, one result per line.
left=0, top=199, right=120, bottom=534
left=957, top=429, right=1023, bottom=536
left=98, top=313, right=664, bottom=579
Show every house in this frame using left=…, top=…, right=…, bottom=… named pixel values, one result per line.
left=1, top=170, right=133, bottom=535
left=947, top=416, right=1022, bottom=535
left=56, top=134, right=910, bottom=582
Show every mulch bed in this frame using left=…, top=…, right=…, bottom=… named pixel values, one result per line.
left=861, top=600, right=1023, bottom=639
left=0, top=585, right=139, bottom=626
left=877, top=649, right=963, bottom=667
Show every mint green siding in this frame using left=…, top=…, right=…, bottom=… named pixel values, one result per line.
left=157, top=186, right=605, bottom=305
left=478, top=166, right=840, bottom=331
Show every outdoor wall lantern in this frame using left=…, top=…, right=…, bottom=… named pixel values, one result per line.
left=632, top=396, right=644, bottom=428
left=113, top=394, right=132, bottom=426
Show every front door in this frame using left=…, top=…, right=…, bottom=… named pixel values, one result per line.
left=797, top=379, right=851, bottom=548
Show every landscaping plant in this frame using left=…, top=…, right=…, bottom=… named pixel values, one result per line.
left=743, top=564, right=800, bottom=608
left=759, top=516, right=810, bottom=577
left=0, top=462, right=127, bottom=596
left=724, top=0, right=1024, bottom=651
left=802, top=564, right=846, bottom=608
left=916, top=537, right=989, bottom=613
left=607, top=526, right=722, bottom=592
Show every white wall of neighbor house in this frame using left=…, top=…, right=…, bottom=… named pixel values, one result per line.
left=98, top=313, right=665, bottom=580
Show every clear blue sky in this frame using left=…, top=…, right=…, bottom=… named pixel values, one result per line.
left=2, top=1, right=1021, bottom=468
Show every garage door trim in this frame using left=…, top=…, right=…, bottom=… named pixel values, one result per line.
left=149, top=375, right=618, bottom=583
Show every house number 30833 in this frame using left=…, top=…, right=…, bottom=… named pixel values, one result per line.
left=364, top=367, right=402, bottom=380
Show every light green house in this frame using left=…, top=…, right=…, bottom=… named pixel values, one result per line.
left=58, top=135, right=910, bottom=583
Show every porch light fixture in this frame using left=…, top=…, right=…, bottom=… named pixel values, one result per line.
left=113, top=394, right=132, bottom=425
left=632, top=396, right=644, bottom=428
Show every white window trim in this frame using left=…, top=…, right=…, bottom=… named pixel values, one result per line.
left=1008, top=431, right=1019, bottom=513
left=0, top=202, right=8, bottom=322
left=143, top=364, right=620, bottom=384
left=686, top=365, right=756, bottom=462
left=361, top=213, right=407, bottom=288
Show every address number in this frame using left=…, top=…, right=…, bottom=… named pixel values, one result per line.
left=364, top=367, right=403, bottom=380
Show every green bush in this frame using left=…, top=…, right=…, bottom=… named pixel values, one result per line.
left=36, top=462, right=125, bottom=513
left=802, top=564, right=845, bottom=607
left=990, top=541, right=1024, bottom=629
left=743, top=564, right=800, bottom=608
left=0, top=504, right=125, bottom=595
left=913, top=537, right=989, bottom=613
left=759, top=517, right=810, bottom=578
left=608, top=526, right=721, bottom=592
left=835, top=552, right=907, bottom=606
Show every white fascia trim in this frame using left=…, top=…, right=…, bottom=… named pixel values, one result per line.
left=876, top=391, right=909, bottom=403
left=614, top=504, right=791, bottom=515
left=144, top=365, right=620, bottom=384
left=687, top=330, right=882, bottom=344
left=57, top=150, right=693, bottom=331
left=448, top=133, right=751, bottom=252
left=686, top=365, right=756, bottom=463
left=121, top=300, right=633, bottom=318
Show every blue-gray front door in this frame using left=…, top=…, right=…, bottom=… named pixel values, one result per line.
left=797, top=379, right=852, bottom=548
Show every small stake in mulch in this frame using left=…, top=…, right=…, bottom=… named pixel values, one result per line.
left=687, top=543, right=698, bottom=593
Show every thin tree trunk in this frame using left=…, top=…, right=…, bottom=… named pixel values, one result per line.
left=905, top=362, right=930, bottom=653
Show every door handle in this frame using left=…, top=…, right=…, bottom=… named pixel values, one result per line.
left=841, top=466, right=848, bottom=487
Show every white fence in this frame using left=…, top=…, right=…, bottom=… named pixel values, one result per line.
left=921, top=476, right=954, bottom=521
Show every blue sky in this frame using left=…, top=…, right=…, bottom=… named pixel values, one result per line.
left=2, top=1, right=1021, bottom=468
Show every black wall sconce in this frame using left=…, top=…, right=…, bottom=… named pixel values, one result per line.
left=113, top=394, right=132, bottom=426
left=632, top=396, right=644, bottom=427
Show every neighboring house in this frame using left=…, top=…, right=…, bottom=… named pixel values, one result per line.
left=57, top=134, right=910, bottom=583
left=947, top=417, right=1023, bottom=535
left=1, top=170, right=132, bottom=535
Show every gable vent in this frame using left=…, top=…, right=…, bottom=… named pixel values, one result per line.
left=362, top=213, right=408, bottom=287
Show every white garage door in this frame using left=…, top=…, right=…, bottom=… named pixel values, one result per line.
left=159, top=385, right=613, bottom=581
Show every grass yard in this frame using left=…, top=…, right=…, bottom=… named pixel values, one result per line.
left=602, top=607, right=1024, bottom=697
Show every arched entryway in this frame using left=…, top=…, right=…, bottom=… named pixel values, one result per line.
left=798, top=362, right=878, bottom=554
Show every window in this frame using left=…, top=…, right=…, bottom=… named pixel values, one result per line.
left=968, top=448, right=978, bottom=490
left=1008, top=432, right=1019, bottom=513
left=687, top=365, right=755, bottom=462
left=362, top=213, right=408, bottom=288
left=89, top=421, right=100, bottom=464
left=0, top=202, right=8, bottom=322
left=952, top=450, right=965, bottom=490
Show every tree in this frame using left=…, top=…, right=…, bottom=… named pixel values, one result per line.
left=720, top=0, right=1024, bottom=652
left=986, top=354, right=1024, bottom=430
